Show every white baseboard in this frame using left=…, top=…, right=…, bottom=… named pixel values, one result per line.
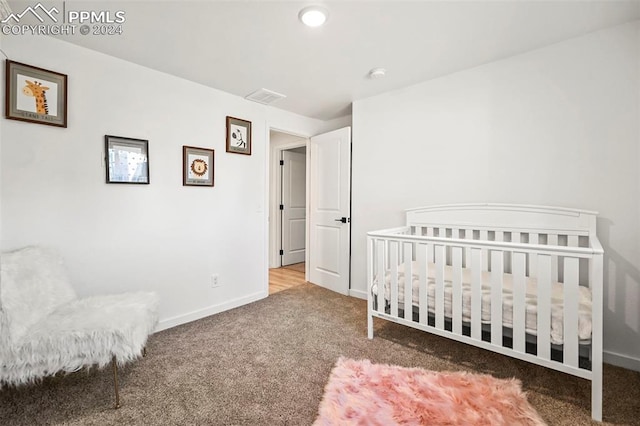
left=156, top=291, right=267, bottom=332
left=349, top=289, right=367, bottom=300
left=604, top=350, right=640, bottom=372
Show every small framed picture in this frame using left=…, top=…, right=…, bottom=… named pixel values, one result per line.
left=183, top=146, right=214, bottom=186
left=226, top=116, right=252, bottom=155
left=5, top=60, right=68, bottom=128
left=105, top=135, right=150, bottom=184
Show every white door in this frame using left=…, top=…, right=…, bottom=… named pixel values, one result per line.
left=281, top=150, right=306, bottom=266
left=309, top=127, right=351, bottom=295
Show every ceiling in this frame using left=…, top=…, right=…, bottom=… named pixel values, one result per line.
left=14, top=0, right=640, bottom=120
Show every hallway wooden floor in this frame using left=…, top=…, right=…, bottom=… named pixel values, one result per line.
left=269, top=263, right=307, bottom=294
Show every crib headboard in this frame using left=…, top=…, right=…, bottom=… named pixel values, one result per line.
left=406, top=203, right=598, bottom=236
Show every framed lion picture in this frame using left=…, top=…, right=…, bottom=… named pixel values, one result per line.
left=183, top=146, right=214, bottom=187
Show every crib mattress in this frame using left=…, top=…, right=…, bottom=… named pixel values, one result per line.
left=371, top=262, right=592, bottom=345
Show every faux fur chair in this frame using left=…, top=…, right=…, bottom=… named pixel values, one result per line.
left=0, top=246, right=159, bottom=408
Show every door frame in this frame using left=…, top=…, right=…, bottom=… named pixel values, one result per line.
left=268, top=128, right=309, bottom=280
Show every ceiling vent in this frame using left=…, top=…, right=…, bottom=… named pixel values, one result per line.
left=245, top=88, right=286, bottom=105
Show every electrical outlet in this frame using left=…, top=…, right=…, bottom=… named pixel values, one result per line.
left=211, top=274, right=219, bottom=288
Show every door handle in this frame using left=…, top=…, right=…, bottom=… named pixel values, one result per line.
left=334, top=217, right=349, bottom=223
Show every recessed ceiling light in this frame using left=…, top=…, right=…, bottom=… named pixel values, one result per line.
left=299, top=6, right=328, bottom=27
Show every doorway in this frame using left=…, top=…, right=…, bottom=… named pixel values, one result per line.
left=268, top=127, right=352, bottom=296
left=268, top=130, right=308, bottom=272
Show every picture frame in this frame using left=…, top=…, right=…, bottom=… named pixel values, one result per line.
left=183, top=146, right=214, bottom=187
left=226, top=116, right=252, bottom=155
left=5, top=60, right=68, bottom=128
left=105, top=135, right=150, bottom=184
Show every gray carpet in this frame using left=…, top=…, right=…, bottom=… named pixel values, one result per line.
left=1, top=283, right=639, bottom=425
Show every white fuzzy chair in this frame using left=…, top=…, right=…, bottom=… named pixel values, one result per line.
left=0, top=246, right=159, bottom=408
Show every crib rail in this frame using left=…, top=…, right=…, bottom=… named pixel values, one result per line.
left=367, top=225, right=603, bottom=421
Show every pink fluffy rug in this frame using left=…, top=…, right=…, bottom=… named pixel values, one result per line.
left=314, top=358, right=547, bottom=426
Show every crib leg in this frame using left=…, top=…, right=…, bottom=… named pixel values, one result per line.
left=112, top=356, right=121, bottom=409
left=367, top=299, right=375, bottom=339
left=592, top=355, right=603, bottom=421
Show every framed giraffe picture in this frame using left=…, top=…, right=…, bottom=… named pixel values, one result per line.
left=5, top=60, right=68, bottom=128
left=226, top=116, right=252, bottom=155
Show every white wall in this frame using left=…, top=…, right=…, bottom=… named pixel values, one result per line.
left=352, top=21, right=640, bottom=369
left=0, top=35, right=326, bottom=330
left=321, top=115, right=352, bottom=134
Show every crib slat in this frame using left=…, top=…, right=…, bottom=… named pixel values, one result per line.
left=548, top=234, right=559, bottom=281
left=390, top=241, right=399, bottom=318
left=417, top=243, right=428, bottom=325
left=451, top=228, right=459, bottom=272
left=529, top=233, right=539, bottom=279
left=504, top=231, right=515, bottom=273
left=491, top=250, right=504, bottom=346
left=537, top=254, right=552, bottom=360
left=368, top=238, right=373, bottom=297
left=495, top=231, right=505, bottom=272
left=471, top=248, right=482, bottom=340
left=480, top=230, right=489, bottom=271
left=427, top=243, right=433, bottom=321
left=452, top=245, right=463, bottom=335
left=368, top=237, right=374, bottom=338
left=512, top=232, right=521, bottom=243
left=435, top=245, right=446, bottom=330
left=427, top=228, right=435, bottom=263
left=463, top=229, right=472, bottom=268
left=563, top=257, right=580, bottom=368
left=512, top=252, right=527, bottom=353
left=496, top=231, right=513, bottom=274
left=568, top=235, right=579, bottom=247
left=404, top=243, right=414, bottom=321
left=376, top=240, right=385, bottom=314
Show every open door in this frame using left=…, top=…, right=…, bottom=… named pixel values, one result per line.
left=281, top=149, right=306, bottom=266
left=308, top=127, right=351, bottom=295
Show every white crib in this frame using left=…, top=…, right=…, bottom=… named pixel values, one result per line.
left=367, top=204, right=603, bottom=422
